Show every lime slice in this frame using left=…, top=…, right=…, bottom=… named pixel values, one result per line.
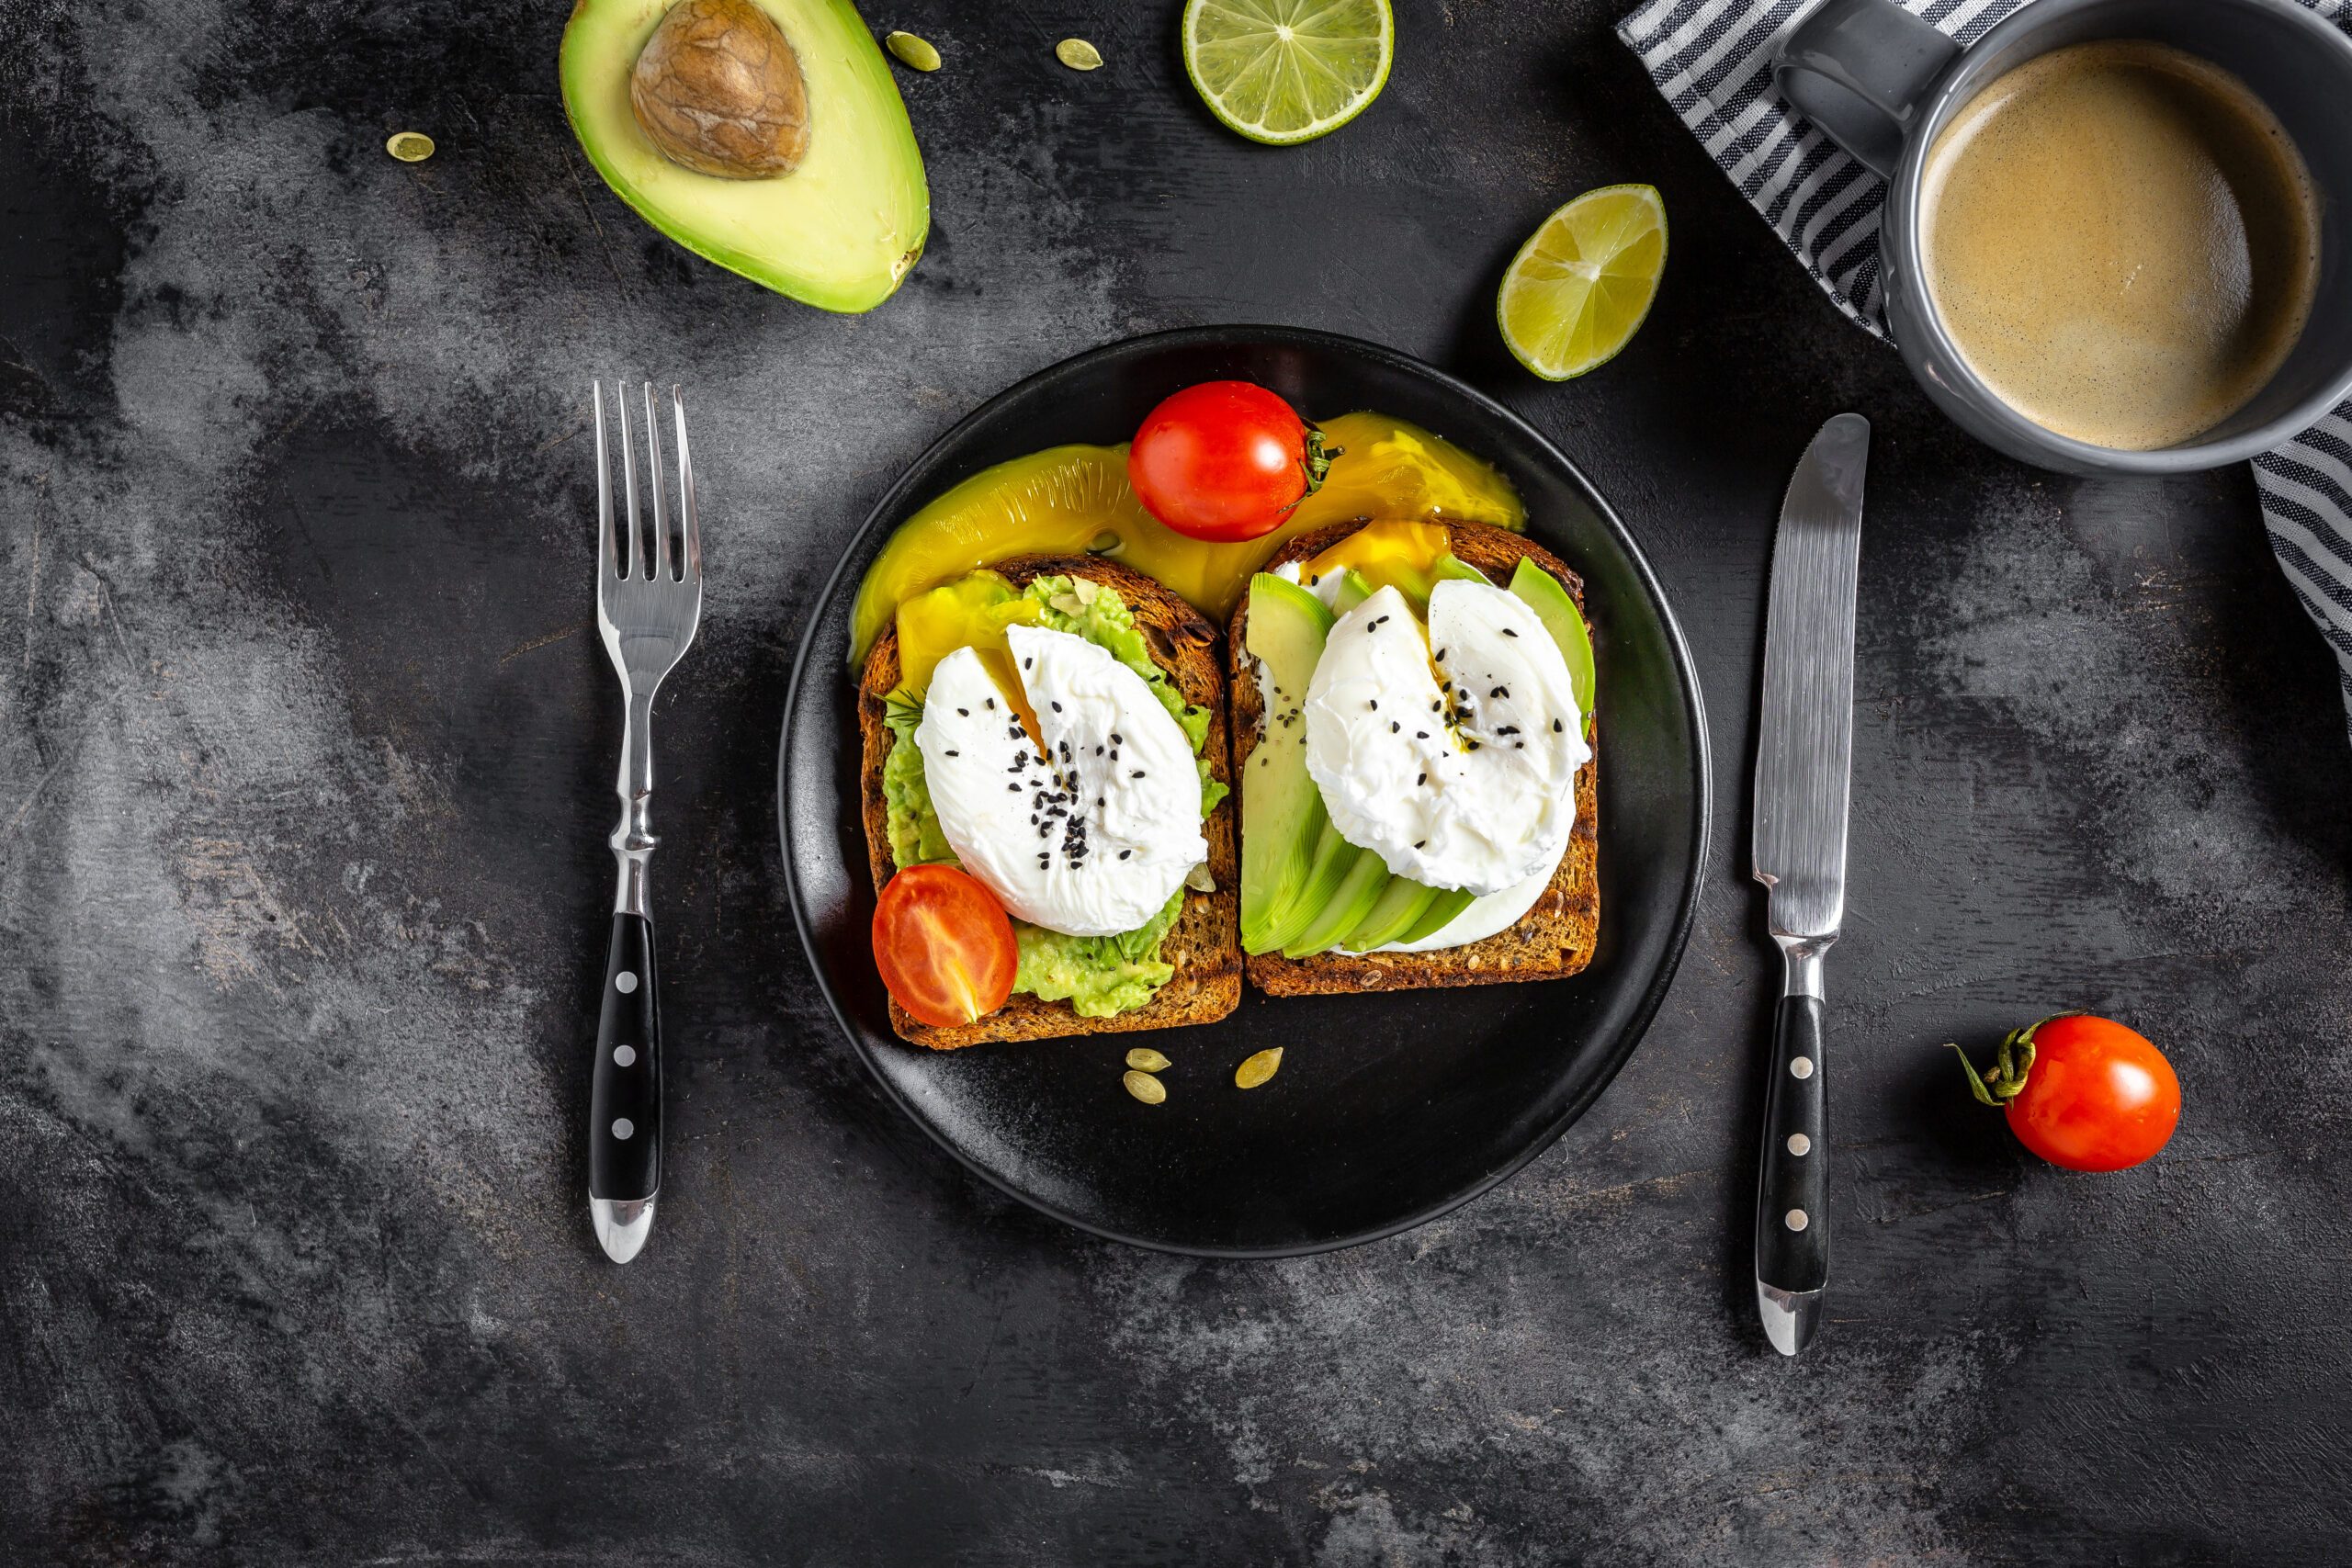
left=1182, top=0, right=1395, bottom=146
left=1497, top=185, right=1668, bottom=380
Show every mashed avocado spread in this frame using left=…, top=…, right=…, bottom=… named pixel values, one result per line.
left=883, top=574, right=1226, bottom=1017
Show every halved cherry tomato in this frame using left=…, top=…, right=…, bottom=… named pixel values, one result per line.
left=872, top=864, right=1017, bottom=1028
left=1127, top=380, right=1338, bottom=542
left=1951, top=1013, right=2180, bottom=1171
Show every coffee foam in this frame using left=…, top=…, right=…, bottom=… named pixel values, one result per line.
left=1921, top=40, right=2318, bottom=451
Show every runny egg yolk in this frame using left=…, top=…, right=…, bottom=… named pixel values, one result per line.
left=1297, top=521, right=1454, bottom=604
left=893, top=571, right=1044, bottom=742
left=848, top=413, right=1526, bottom=666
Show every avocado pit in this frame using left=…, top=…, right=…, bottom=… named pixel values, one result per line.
left=629, top=0, right=809, bottom=179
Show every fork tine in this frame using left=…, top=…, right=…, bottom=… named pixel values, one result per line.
left=641, top=381, right=672, bottom=581
left=616, top=380, right=642, bottom=579
left=672, top=386, right=700, bottom=581
left=593, top=380, right=616, bottom=582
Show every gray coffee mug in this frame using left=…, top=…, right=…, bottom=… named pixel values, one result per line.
left=1773, top=0, right=2352, bottom=474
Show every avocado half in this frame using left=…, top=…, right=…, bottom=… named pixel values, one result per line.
left=560, top=0, right=929, bottom=312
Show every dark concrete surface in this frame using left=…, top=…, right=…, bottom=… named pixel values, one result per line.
left=6, top=1, right=2350, bottom=1562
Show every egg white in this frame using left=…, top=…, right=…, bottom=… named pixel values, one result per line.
left=914, top=625, right=1205, bottom=938
left=1303, top=581, right=1589, bottom=897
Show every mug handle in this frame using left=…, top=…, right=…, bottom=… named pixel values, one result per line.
left=1772, top=0, right=1959, bottom=177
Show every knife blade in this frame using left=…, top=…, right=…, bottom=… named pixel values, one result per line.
left=1749, top=412, right=1867, bottom=1357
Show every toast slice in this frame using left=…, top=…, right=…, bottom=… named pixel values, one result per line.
left=1228, top=521, right=1600, bottom=996
left=857, top=555, right=1241, bottom=1047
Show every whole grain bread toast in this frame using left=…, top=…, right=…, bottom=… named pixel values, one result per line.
left=857, top=555, right=1241, bottom=1047
left=1228, top=521, right=1600, bottom=996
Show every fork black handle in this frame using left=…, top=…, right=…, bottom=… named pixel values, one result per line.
left=589, top=913, right=662, bottom=1203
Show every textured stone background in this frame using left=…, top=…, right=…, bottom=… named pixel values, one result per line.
left=6, top=0, right=2350, bottom=1562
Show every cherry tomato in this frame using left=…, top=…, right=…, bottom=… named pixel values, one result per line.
left=1951, top=1013, right=2180, bottom=1171
left=1127, top=380, right=1338, bottom=542
left=872, top=864, right=1017, bottom=1028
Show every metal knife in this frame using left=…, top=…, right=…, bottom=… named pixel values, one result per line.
left=1750, top=412, right=1867, bottom=1357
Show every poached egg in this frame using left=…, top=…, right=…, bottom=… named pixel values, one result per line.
left=915, top=624, right=1204, bottom=937
left=1303, top=581, right=1589, bottom=897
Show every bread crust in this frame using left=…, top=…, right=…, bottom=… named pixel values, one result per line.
left=1227, top=522, right=1600, bottom=995
left=857, top=556, right=1241, bottom=1047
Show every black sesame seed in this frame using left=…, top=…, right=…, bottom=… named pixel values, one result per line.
left=1369, top=699, right=1378, bottom=711
left=1416, top=772, right=1427, bottom=785
left=1502, top=627, right=1519, bottom=637
left=1008, top=783, right=1019, bottom=792
left=1119, top=850, right=1133, bottom=860
left=1415, top=840, right=1427, bottom=850
left=956, top=706, right=969, bottom=716
left=1132, top=769, right=1146, bottom=778
left=1498, top=726, right=1520, bottom=736
left=1515, top=741, right=1525, bottom=750
left=1024, top=657, right=1034, bottom=669
left=1466, top=739, right=1482, bottom=751
left=1435, top=649, right=1446, bottom=661
left=1553, top=718, right=1564, bottom=733
left=1391, top=721, right=1400, bottom=733
left=945, top=750, right=958, bottom=757
left=1096, top=745, right=1104, bottom=755
left=986, top=697, right=996, bottom=709
left=1111, top=732, right=1123, bottom=745
left=1416, top=731, right=1428, bottom=739
left=1050, top=701, right=1062, bottom=713
left=1491, top=685, right=1508, bottom=698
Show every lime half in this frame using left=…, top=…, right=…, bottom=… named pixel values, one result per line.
left=1182, top=0, right=1395, bottom=146
left=1497, top=185, right=1668, bottom=380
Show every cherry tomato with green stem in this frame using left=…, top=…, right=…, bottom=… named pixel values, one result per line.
left=1951, top=1013, right=2180, bottom=1171
left=1127, top=380, right=1339, bottom=542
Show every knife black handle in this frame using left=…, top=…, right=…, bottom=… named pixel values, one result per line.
left=1755, top=992, right=1826, bottom=1293
left=590, top=912, right=661, bottom=1202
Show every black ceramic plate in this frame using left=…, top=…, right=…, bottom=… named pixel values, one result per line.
left=780, top=326, right=1711, bottom=1257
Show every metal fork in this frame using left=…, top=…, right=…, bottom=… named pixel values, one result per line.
left=588, top=380, right=703, bottom=1264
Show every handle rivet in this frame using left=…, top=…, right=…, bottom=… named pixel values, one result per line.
left=1790, top=1055, right=1814, bottom=1078
left=616, top=971, right=639, bottom=994
left=1787, top=1133, right=1811, bottom=1156
left=612, top=1118, right=635, bottom=1140
left=1784, top=1208, right=1809, bottom=1231
left=614, top=1043, right=638, bottom=1067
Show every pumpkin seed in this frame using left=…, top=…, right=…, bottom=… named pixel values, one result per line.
left=1235, top=1047, right=1283, bottom=1089
left=385, top=131, right=435, bottom=163
left=1185, top=863, right=1216, bottom=893
left=1056, top=37, right=1103, bottom=71
left=887, top=30, right=942, bottom=72
left=1125, top=1047, right=1171, bottom=1072
left=1123, top=1069, right=1167, bottom=1104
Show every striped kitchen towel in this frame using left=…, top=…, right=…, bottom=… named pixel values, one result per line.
left=1619, top=0, right=2352, bottom=738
